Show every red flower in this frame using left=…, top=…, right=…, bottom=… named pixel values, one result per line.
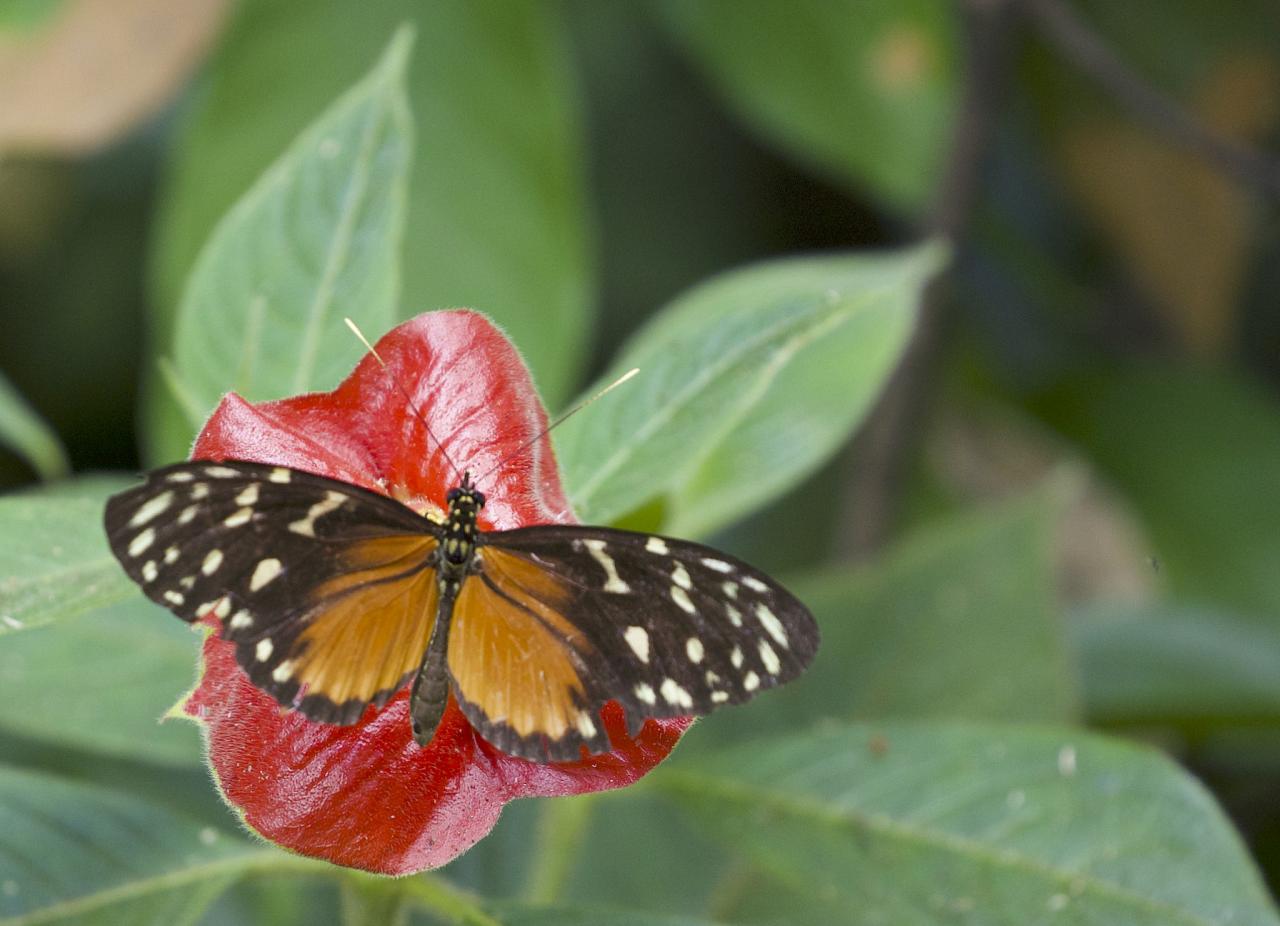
left=178, top=311, right=690, bottom=874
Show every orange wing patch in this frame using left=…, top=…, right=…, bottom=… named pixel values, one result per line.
left=289, top=535, right=438, bottom=712
left=448, top=547, right=606, bottom=758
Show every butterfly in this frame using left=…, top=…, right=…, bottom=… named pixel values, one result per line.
left=104, top=460, right=819, bottom=762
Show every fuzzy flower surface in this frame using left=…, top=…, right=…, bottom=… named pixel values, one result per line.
left=179, top=310, right=689, bottom=874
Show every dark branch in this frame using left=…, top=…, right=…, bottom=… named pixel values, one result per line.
left=835, top=0, right=1019, bottom=558
left=1024, top=0, right=1280, bottom=199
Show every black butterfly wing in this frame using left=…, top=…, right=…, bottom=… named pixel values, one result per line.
left=448, top=525, right=819, bottom=761
left=104, top=461, right=442, bottom=724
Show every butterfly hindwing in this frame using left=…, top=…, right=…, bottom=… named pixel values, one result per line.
left=104, top=461, right=442, bottom=723
left=448, top=525, right=820, bottom=761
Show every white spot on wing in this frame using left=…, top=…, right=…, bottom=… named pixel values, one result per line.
left=249, top=558, right=283, bottom=591
left=166, top=471, right=194, bottom=482
left=201, top=549, right=224, bottom=576
left=584, top=539, right=630, bottom=593
left=711, top=690, right=729, bottom=704
left=670, top=585, right=696, bottom=614
left=577, top=711, right=598, bottom=739
left=178, top=505, right=197, bottom=525
left=624, top=625, right=650, bottom=662
left=755, top=603, right=789, bottom=648
left=129, top=491, right=173, bottom=528
left=686, top=637, right=704, bottom=663
left=272, top=659, right=296, bottom=683
left=645, top=536, right=669, bottom=555
left=726, top=603, right=743, bottom=627
left=730, top=646, right=744, bottom=668
left=211, top=599, right=231, bottom=620
left=722, top=581, right=739, bottom=600
left=190, top=483, right=210, bottom=500
left=141, top=560, right=158, bottom=583
left=634, top=682, right=656, bottom=705
left=235, top=484, right=260, bottom=507
left=163, top=590, right=184, bottom=606
left=229, top=610, right=253, bottom=630
left=289, top=491, right=346, bottom=537
left=743, top=576, right=769, bottom=593
left=660, top=678, right=694, bottom=709
left=759, top=641, right=781, bottom=675
left=128, top=528, right=156, bottom=558
left=743, top=671, right=760, bottom=692
left=701, top=557, right=733, bottom=573
left=204, top=466, right=239, bottom=478
left=671, top=563, right=692, bottom=590
left=163, top=545, right=180, bottom=565
left=268, top=468, right=291, bottom=483
left=255, top=638, right=273, bottom=661
left=224, top=507, right=253, bottom=528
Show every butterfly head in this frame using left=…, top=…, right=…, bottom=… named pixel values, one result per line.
left=443, top=474, right=485, bottom=568
left=446, top=471, right=486, bottom=510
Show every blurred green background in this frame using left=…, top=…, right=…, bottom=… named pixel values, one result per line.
left=3, top=1, right=1280, bottom=923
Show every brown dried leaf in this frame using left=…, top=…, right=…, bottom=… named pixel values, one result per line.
left=0, top=0, right=230, bottom=154
left=1061, top=53, right=1280, bottom=357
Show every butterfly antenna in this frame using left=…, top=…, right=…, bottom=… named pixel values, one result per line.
left=344, top=317, right=463, bottom=483
left=472, top=367, right=639, bottom=487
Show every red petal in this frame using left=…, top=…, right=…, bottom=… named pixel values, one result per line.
left=194, top=311, right=573, bottom=530
left=181, top=310, right=688, bottom=874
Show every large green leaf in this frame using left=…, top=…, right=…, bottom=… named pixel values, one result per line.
left=0, top=0, right=62, bottom=31
left=149, top=0, right=589, bottom=458
left=471, top=906, right=718, bottom=926
left=656, top=722, right=1279, bottom=925
left=556, top=243, right=942, bottom=535
left=1076, top=603, right=1280, bottom=732
left=690, top=486, right=1077, bottom=756
left=0, top=370, right=68, bottom=481
left=0, top=599, right=200, bottom=765
left=537, top=793, right=731, bottom=918
left=0, top=765, right=309, bottom=926
left=1038, top=365, right=1280, bottom=621
left=0, top=481, right=136, bottom=635
left=659, top=0, right=958, bottom=213
left=153, top=26, right=413, bottom=460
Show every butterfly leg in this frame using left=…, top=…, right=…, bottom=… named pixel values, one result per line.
left=410, top=580, right=459, bottom=746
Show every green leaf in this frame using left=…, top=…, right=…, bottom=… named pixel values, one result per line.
left=405, top=894, right=719, bottom=926
left=0, top=480, right=136, bottom=635
left=1037, top=365, right=1280, bottom=621
left=474, top=906, right=719, bottom=926
left=656, top=722, right=1279, bottom=925
left=149, top=1, right=590, bottom=461
left=150, top=27, right=415, bottom=461
left=0, top=369, right=69, bottom=481
left=1076, top=603, right=1280, bottom=732
left=692, top=486, right=1078, bottom=754
left=659, top=0, right=958, bottom=213
left=0, top=0, right=62, bottom=31
left=530, top=793, right=730, bottom=917
left=0, top=599, right=200, bottom=765
left=557, top=243, right=943, bottom=535
left=0, top=765, right=319, bottom=925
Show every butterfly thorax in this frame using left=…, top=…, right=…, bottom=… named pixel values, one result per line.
left=439, top=477, right=486, bottom=579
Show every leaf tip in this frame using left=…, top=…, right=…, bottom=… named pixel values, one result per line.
left=909, top=236, right=952, bottom=280
left=378, top=23, right=417, bottom=84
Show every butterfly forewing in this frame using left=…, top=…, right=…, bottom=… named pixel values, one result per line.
left=455, top=526, right=820, bottom=761
left=104, top=461, right=442, bottom=723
